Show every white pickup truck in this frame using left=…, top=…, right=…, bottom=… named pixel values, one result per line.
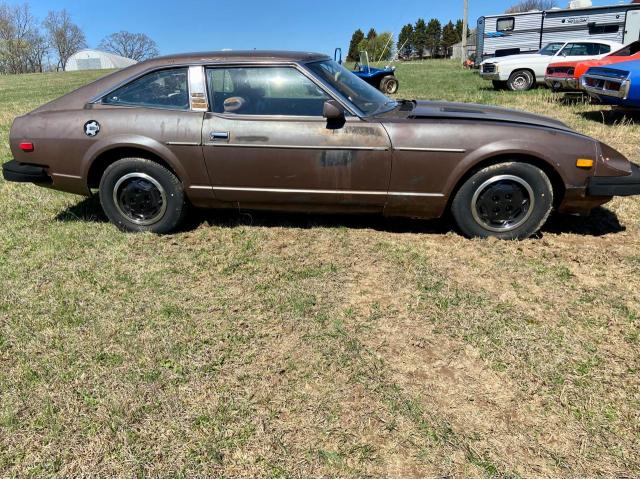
left=480, top=40, right=623, bottom=91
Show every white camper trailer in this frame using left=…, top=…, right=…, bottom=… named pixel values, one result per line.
left=476, top=2, right=640, bottom=64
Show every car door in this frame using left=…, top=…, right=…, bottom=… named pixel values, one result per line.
left=200, top=65, right=392, bottom=210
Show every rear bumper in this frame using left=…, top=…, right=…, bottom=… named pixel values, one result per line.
left=2, top=160, right=51, bottom=184
left=588, top=163, right=640, bottom=197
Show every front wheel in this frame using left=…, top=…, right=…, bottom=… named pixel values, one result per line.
left=507, top=69, right=535, bottom=91
left=451, top=162, right=554, bottom=240
left=380, top=75, right=399, bottom=94
left=98, top=158, right=187, bottom=234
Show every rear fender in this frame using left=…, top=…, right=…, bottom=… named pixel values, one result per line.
left=82, top=134, right=188, bottom=185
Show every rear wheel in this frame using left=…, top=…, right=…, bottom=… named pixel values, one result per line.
left=98, top=158, right=186, bottom=234
left=507, top=69, right=535, bottom=91
left=380, top=75, right=399, bottom=94
left=451, top=162, right=554, bottom=240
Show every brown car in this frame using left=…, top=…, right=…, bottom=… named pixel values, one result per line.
left=3, top=51, right=640, bottom=239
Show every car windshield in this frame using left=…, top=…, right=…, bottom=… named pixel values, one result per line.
left=539, top=43, right=565, bottom=56
left=306, top=60, right=397, bottom=115
left=610, top=41, right=640, bottom=57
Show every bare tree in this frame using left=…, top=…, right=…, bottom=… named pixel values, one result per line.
left=26, top=30, right=48, bottom=73
left=43, top=9, right=86, bottom=71
left=99, top=31, right=159, bottom=61
left=0, top=3, right=39, bottom=74
left=506, top=0, right=557, bottom=13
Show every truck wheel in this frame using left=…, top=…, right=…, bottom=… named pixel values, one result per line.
left=98, top=158, right=187, bottom=234
left=451, top=162, right=553, bottom=240
left=507, top=70, right=535, bottom=91
left=380, top=75, right=399, bottom=94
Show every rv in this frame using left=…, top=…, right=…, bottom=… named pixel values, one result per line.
left=476, top=2, right=640, bottom=63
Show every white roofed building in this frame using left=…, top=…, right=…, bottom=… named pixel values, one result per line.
left=65, top=49, right=137, bottom=71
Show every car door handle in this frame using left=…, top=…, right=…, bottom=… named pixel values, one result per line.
left=210, top=131, right=229, bottom=142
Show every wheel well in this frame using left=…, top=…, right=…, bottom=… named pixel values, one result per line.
left=448, top=154, right=565, bottom=209
left=87, top=147, right=178, bottom=189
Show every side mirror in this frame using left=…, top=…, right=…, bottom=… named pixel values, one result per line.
left=323, top=100, right=345, bottom=121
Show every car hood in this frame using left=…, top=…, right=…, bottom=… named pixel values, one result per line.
left=379, top=100, right=575, bottom=133
left=548, top=60, right=578, bottom=68
left=585, top=59, right=640, bottom=78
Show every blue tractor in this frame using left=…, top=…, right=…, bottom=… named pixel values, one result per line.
left=335, top=48, right=400, bottom=94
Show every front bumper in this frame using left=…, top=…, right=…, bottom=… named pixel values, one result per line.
left=2, top=160, right=51, bottom=184
left=545, top=76, right=579, bottom=91
left=588, top=163, right=640, bottom=197
left=480, top=72, right=502, bottom=81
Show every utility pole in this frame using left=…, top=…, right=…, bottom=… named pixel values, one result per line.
left=461, top=0, right=469, bottom=65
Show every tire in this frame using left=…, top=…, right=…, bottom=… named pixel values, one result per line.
left=451, top=162, right=554, bottom=240
left=98, top=158, right=186, bottom=234
left=492, top=80, right=508, bottom=90
left=507, top=69, right=535, bottom=91
left=380, top=75, right=399, bottom=94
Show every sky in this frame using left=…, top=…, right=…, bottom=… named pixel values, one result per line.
left=7, top=0, right=624, bottom=55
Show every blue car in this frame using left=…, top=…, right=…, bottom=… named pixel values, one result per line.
left=334, top=49, right=399, bottom=94
left=581, top=59, right=640, bottom=108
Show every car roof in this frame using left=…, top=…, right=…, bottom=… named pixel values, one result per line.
left=142, top=50, right=331, bottom=66
left=558, top=39, right=622, bottom=46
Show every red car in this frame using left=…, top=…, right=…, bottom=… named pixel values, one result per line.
left=545, top=41, right=640, bottom=91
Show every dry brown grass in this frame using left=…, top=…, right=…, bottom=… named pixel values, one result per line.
left=1, top=63, right=639, bottom=478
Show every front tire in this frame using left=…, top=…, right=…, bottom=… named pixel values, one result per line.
left=507, top=69, right=535, bottom=91
left=380, top=75, right=399, bottom=94
left=451, top=162, right=554, bottom=240
left=98, top=158, right=186, bottom=234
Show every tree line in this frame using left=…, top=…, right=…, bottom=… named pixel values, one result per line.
left=347, top=18, right=468, bottom=62
left=0, top=2, right=159, bottom=74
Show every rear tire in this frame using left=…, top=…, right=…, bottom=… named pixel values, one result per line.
left=98, top=158, right=186, bottom=234
left=380, top=75, right=399, bottom=94
left=451, top=162, right=554, bottom=240
left=507, top=69, right=535, bottom=91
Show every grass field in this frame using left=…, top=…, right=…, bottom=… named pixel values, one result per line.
left=1, top=61, right=639, bottom=478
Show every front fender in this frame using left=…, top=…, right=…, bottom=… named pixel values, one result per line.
left=444, top=139, right=564, bottom=196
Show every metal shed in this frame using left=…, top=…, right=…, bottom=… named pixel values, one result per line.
left=65, top=49, right=137, bottom=71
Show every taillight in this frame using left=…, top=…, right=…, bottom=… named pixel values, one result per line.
left=19, top=142, right=34, bottom=152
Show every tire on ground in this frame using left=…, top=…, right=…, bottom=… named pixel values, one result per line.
left=507, top=69, right=535, bottom=91
left=98, top=157, right=187, bottom=234
left=450, top=162, right=554, bottom=240
left=380, top=75, right=399, bottom=94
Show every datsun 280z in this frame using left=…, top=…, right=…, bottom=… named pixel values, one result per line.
left=3, top=51, right=640, bottom=239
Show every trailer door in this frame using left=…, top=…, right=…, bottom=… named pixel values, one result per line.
left=625, top=10, right=640, bottom=43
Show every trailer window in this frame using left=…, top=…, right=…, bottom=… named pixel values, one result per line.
left=588, top=24, right=620, bottom=35
left=497, top=17, right=515, bottom=32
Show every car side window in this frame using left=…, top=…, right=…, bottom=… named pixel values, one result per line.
left=103, top=68, right=190, bottom=110
left=598, top=44, right=611, bottom=55
left=206, top=67, right=330, bottom=116
left=561, top=43, right=605, bottom=56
